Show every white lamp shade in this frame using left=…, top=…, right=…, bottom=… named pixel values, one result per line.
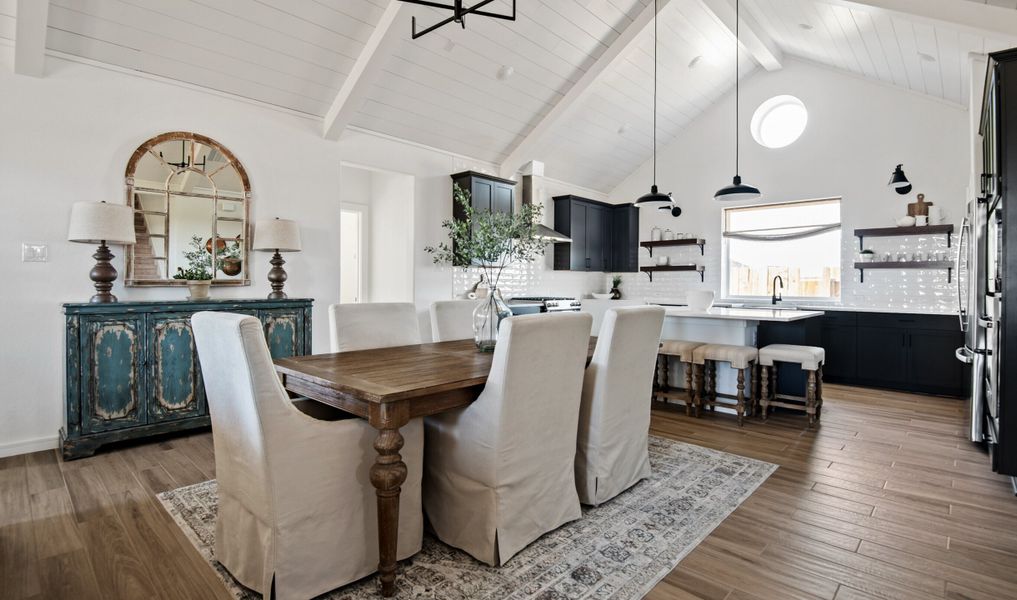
left=67, top=201, right=136, bottom=245
left=254, top=218, right=301, bottom=252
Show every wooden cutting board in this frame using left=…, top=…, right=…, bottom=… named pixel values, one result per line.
left=907, top=193, right=932, bottom=217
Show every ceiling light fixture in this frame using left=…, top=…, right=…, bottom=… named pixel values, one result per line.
left=798, top=23, right=814, bottom=30
left=918, top=52, right=937, bottom=63
left=496, top=65, right=515, bottom=80
left=688, top=55, right=704, bottom=69
left=635, top=0, right=675, bottom=211
left=399, top=0, right=516, bottom=40
left=715, top=0, right=761, bottom=202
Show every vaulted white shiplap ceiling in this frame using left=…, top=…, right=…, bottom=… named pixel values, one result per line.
left=3, top=0, right=1016, bottom=192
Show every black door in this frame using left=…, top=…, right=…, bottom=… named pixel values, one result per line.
left=570, top=202, right=588, bottom=270
left=820, top=324, right=857, bottom=381
left=907, top=329, right=966, bottom=395
left=855, top=326, right=909, bottom=388
left=586, top=205, right=606, bottom=271
left=492, top=182, right=514, bottom=215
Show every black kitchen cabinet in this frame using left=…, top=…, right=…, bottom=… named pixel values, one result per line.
left=451, top=171, right=515, bottom=217
left=552, top=195, right=639, bottom=272
left=855, top=326, right=910, bottom=388
left=816, top=311, right=966, bottom=397
left=451, top=171, right=516, bottom=266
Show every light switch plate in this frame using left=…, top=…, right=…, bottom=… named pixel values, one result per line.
left=22, top=243, right=48, bottom=262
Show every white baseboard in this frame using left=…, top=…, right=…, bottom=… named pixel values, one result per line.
left=0, top=435, right=60, bottom=459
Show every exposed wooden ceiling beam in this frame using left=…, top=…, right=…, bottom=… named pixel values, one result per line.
left=498, top=0, right=674, bottom=179
left=824, top=0, right=1017, bottom=41
left=696, top=0, right=783, bottom=72
left=14, top=0, right=49, bottom=77
left=323, top=0, right=405, bottom=141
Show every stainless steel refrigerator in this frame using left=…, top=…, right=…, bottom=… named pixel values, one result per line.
left=963, top=48, right=1017, bottom=493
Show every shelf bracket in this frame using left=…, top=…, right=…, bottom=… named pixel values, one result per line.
left=697, top=242, right=705, bottom=256
left=645, top=270, right=653, bottom=282
left=947, top=232, right=952, bottom=248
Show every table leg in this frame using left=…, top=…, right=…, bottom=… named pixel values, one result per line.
left=369, top=406, right=409, bottom=597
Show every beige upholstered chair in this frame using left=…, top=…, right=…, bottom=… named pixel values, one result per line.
left=191, top=312, right=424, bottom=599
left=423, top=312, right=593, bottom=566
left=430, top=300, right=479, bottom=342
left=328, top=302, right=421, bottom=352
left=576, top=306, right=666, bottom=506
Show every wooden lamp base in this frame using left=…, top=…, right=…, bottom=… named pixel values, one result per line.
left=89, top=242, right=119, bottom=303
left=267, top=250, right=288, bottom=299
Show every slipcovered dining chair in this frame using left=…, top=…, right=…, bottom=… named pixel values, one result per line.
left=430, top=299, right=479, bottom=342
left=575, top=306, right=666, bottom=506
left=423, top=312, right=593, bottom=566
left=191, top=312, right=424, bottom=600
left=328, top=302, right=421, bottom=352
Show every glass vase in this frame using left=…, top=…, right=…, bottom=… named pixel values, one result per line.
left=473, top=287, right=512, bottom=352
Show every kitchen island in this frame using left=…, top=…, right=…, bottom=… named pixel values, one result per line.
left=657, top=306, right=824, bottom=400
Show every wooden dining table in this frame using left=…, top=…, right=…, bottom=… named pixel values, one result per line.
left=274, top=337, right=598, bottom=597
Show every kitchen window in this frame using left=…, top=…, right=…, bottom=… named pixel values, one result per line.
left=722, top=198, right=842, bottom=300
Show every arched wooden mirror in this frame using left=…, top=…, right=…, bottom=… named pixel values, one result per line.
left=124, top=132, right=252, bottom=286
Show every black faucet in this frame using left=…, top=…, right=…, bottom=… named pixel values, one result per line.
left=772, top=275, right=784, bottom=305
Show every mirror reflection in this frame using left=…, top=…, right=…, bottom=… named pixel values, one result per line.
left=125, top=133, right=251, bottom=286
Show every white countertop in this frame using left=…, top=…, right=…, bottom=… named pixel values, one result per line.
left=662, top=306, right=824, bottom=322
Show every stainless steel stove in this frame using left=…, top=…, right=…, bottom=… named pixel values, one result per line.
left=507, top=296, right=582, bottom=313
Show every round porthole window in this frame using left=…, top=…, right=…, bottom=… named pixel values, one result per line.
left=750, top=95, right=808, bottom=149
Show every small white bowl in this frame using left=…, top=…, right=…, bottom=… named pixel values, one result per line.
left=591, top=293, right=613, bottom=299
left=686, top=290, right=715, bottom=312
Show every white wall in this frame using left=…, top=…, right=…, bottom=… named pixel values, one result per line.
left=609, top=58, right=970, bottom=313
left=0, top=48, right=600, bottom=456
left=368, top=169, right=414, bottom=303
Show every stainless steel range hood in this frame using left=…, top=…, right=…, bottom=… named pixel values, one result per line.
left=522, top=170, right=571, bottom=243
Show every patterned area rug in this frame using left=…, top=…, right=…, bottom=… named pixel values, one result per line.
left=158, top=436, right=775, bottom=599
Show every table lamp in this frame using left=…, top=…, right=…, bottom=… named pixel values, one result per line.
left=67, top=201, right=136, bottom=303
left=254, top=218, right=301, bottom=299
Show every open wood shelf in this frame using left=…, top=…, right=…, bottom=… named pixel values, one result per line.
left=853, top=260, right=953, bottom=283
left=640, top=264, right=705, bottom=282
left=854, top=224, right=954, bottom=248
left=639, top=238, right=706, bottom=256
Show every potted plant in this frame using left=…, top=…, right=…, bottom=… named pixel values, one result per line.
left=218, top=237, right=244, bottom=276
left=426, top=184, right=545, bottom=352
left=610, top=274, right=623, bottom=299
left=174, top=235, right=214, bottom=300
left=859, top=249, right=876, bottom=263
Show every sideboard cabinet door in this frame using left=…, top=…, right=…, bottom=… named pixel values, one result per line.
left=148, top=314, right=205, bottom=423
left=260, top=308, right=305, bottom=360
left=81, top=315, right=147, bottom=433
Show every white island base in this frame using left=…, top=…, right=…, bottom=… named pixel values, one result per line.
left=658, top=307, right=824, bottom=409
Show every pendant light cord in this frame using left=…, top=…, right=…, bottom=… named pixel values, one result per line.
left=735, top=0, right=740, bottom=177
left=652, top=0, right=658, bottom=186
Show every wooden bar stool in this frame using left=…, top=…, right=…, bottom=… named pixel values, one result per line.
left=758, top=344, right=826, bottom=427
left=654, top=340, right=705, bottom=416
left=691, top=344, right=759, bottom=426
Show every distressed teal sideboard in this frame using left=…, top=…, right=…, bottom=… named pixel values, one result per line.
left=62, top=298, right=313, bottom=459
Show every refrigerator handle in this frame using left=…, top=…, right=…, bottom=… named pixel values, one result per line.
left=957, top=216, right=969, bottom=332
left=955, top=346, right=974, bottom=364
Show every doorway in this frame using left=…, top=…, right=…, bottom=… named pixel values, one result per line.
left=339, top=164, right=415, bottom=304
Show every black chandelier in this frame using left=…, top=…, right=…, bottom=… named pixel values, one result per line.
left=160, top=140, right=206, bottom=171
left=399, top=0, right=516, bottom=40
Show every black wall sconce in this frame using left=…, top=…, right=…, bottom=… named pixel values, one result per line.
left=888, top=164, right=912, bottom=195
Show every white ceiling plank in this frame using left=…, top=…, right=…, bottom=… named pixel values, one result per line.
left=823, top=0, right=1017, bottom=40
left=498, top=0, right=672, bottom=178
left=322, top=0, right=404, bottom=140
left=695, top=0, right=783, bottom=72
left=14, top=0, right=48, bottom=76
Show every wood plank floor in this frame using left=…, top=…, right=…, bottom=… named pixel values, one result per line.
left=2, top=384, right=1015, bottom=599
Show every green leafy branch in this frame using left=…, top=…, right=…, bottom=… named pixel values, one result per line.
left=425, top=184, right=546, bottom=288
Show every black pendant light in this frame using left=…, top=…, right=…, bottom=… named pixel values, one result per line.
left=715, top=0, right=761, bottom=202
left=888, top=164, right=912, bottom=194
left=635, top=0, right=674, bottom=209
